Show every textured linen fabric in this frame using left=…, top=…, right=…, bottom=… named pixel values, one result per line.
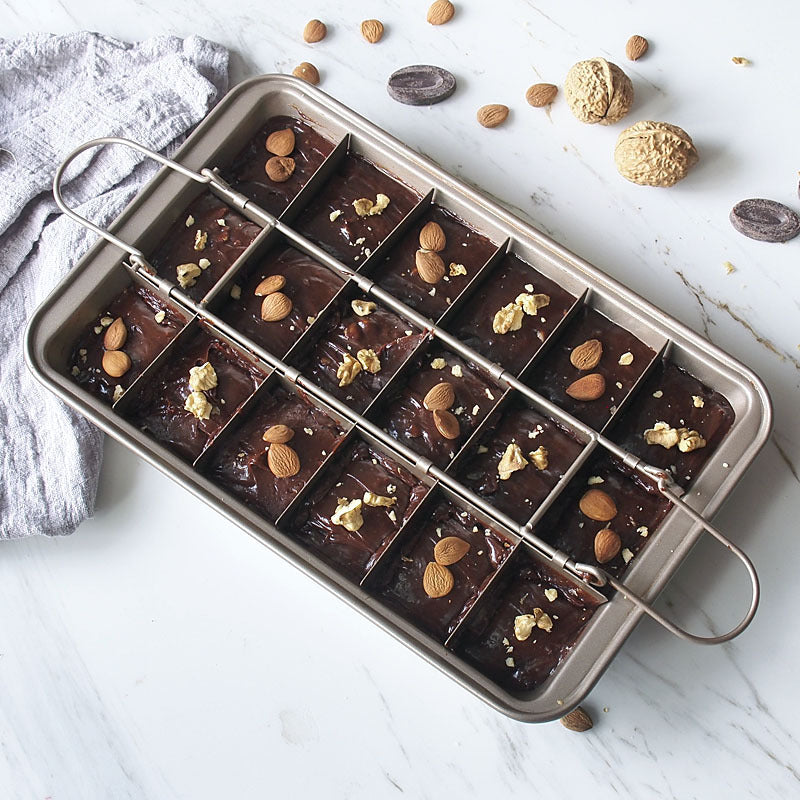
left=0, top=32, right=229, bottom=538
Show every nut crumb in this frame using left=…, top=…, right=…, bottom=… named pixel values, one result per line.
left=544, top=588, right=558, bottom=602
left=477, top=445, right=489, bottom=454
left=431, top=357, right=446, bottom=370
left=194, top=230, right=208, bottom=251
left=198, top=258, right=211, bottom=270
left=723, top=260, right=736, bottom=275
left=329, top=209, right=342, bottom=222
left=351, top=299, right=377, bottom=317
left=515, top=292, right=550, bottom=316
left=621, top=548, right=634, bottom=564
left=230, top=284, right=242, bottom=300
left=70, top=365, right=80, bottom=376
left=618, top=351, right=634, bottom=366
left=303, top=427, right=314, bottom=435
left=451, top=364, right=463, bottom=378
left=112, top=384, right=124, bottom=402
left=587, top=475, right=604, bottom=485
left=93, top=326, right=103, bottom=334
left=449, top=262, right=467, bottom=276
left=216, top=218, right=227, bottom=227
left=637, top=525, right=649, bottom=537
left=363, top=491, right=396, bottom=507
left=100, top=316, right=114, bottom=327
left=505, top=657, right=516, bottom=668
left=154, top=310, right=166, bottom=323
left=652, top=390, right=663, bottom=398
left=185, top=215, right=195, bottom=227
left=176, top=262, right=202, bottom=289
left=692, top=395, right=705, bottom=408
left=731, top=56, right=751, bottom=65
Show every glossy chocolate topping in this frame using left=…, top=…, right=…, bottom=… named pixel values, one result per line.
left=447, top=253, right=576, bottom=375
left=378, top=347, right=502, bottom=467
left=69, top=285, right=184, bottom=403
left=225, top=115, right=335, bottom=216
left=456, top=403, right=585, bottom=524
left=371, top=205, right=497, bottom=320
left=295, top=153, right=420, bottom=266
left=376, top=501, right=514, bottom=640
left=149, top=191, right=261, bottom=301
left=129, top=328, right=266, bottom=462
left=527, top=305, right=655, bottom=430
left=218, top=244, right=344, bottom=358
left=539, top=458, right=672, bottom=579
left=610, top=361, right=735, bottom=488
left=458, top=551, right=600, bottom=692
left=292, top=440, right=429, bottom=581
left=208, top=387, right=347, bottom=520
left=301, top=298, right=425, bottom=413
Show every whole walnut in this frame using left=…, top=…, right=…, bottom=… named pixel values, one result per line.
left=614, top=121, right=699, bottom=187
left=564, top=57, right=633, bottom=125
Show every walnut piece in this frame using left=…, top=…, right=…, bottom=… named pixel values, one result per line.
left=498, top=443, right=527, bottom=480
left=449, top=262, right=467, bottom=276
left=184, top=390, right=212, bottom=420
left=492, top=302, right=524, bottom=334
left=564, top=57, right=633, bottom=125
left=430, top=357, right=446, bottom=370
left=176, top=262, right=202, bottom=289
left=188, top=361, right=218, bottom=392
left=352, top=193, right=390, bottom=217
left=514, top=608, right=553, bottom=640
left=336, top=353, right=362, bottom=387
left=644, top=421, right=707, bottom=452
left=331, top=498, right=364, bottom=532
left=615, top=121, right=699, bottom=187
left=515, top=292, right=551, bottom=316
left=529, top=445, right=549, bottom=470
left=351, top=299, right=376, bottom=317
left=193, top=230, right=208, bottom=251
left=356, top=348, right=381, bottom=374
left=362, top=491, right=396, bottom=507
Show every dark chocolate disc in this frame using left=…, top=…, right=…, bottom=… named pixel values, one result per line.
left=729, top=198, right=800, bottom=243
left=387, top=65, right=457, bottom=106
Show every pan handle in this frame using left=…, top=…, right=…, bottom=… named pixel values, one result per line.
left=603, top=481, right=760, bottom=644
left=52, top=136, right=213, bottom=261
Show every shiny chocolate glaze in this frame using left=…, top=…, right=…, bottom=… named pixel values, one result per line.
left=371, top=205, right=497, bottom=320
left=447, top=253, right=576, bottom=375
left=149, top=191, right=261, bottom=301
left=225, top=115, right=335, bottom=216
left=376, top=501, right=514, bottom=640
left=526, top=305, right=655, bottom=430
left=69, top=286, right=184, bottom=403
left=292, top=440, right=429, bottom=581
left=610, top=361, right=735, bottom=488
left=458, top=551, right=601, bottom=692
left=207, top=387, right=347, bottom=520
left=218, top=245, right=344, bottom=358
left=538, top=458, right=672, bottom=579
left=295, top=153, right=420, bottom=266
left=456, top=404, right=585, bottom=524
left=301, top=299, right=425, bottom=413
left=378, top=347, right=502, bottom=467
left=129, top=328, right=266, bottom=462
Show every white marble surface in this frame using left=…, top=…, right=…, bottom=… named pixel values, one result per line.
left=4, top=1, right=800, bottom=797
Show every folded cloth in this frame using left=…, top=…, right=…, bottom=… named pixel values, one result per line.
left=0, top=32, right=229, bottom=539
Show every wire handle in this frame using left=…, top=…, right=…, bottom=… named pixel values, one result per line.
left=52, top=135, right=761, bottom=646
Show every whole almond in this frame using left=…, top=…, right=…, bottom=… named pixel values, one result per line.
left=625, top=34, right=649, bottom=61
left=263, top=424, right=294, bottom=444
left=570, top=339, right=603, bottom=370
left=266, top=129, right=296, bottom=157
left=415, top=249, right=445, bottom=284
left=560, top=706, right=593, bottom=732
left=267, top=442, right=301, bottom=478
left=594, top=528, right=622, bottom=563
left=423, top=381, right=455, bottom=411
left=265, top=156, right=296, bottom=183
left=103, top=317, right=128, bottom=351
left=303, top=19, right=327, bottom=43
left=292, top=62, right=320, bottom=85
left=101, top=349, right=131, bottom=378
left=261, top=291, right=293, bottom=322
left=427, top=0, right=455, bottom=25
left=360, top=19, right=384, bottom=43
left=477, top=104, right=509, bottom=128
left=434, top=536, right=470, bottom=566
left=579, top=488, right=618, bottom=522
left=423, top=561, right=454, bottom=598
left=566, top=373, right=606, bottom=401
left=433, top=409, right=460, bottom=440
left=419, top=221, right=447, bottom=252
left=255, top=274, right=286, bottom=296
left=526, top=83, right=558, bottom=107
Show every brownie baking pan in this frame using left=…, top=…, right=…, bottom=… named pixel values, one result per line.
left=25, top=75, right=772, bottom=722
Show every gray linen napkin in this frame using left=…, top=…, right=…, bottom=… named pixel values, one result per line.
left=0, top=32, right=229, bottom=539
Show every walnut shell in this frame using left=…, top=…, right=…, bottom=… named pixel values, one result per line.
left=614, top=121, right=698, bottom=187
left=564, top=57, right=633, bottom=125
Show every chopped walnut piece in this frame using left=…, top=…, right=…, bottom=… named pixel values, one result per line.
left=336, top=353, right=362, bottom=386
left=369, top=193, right=390, bottom=215
left=329, top=209, right=342, bottom=222
left=492, top=302, right=524, bottom=334
left=692, top=395, right=705, bottom=408
left=544, top=588, right=558, bottom=602
left=176, top=262, right=202, bottom=289
left=450, top=364, right=463, bottom=378
left=189, top=361, right=218, bottom=391
left=193, top=230, right=208, bottom=251
left=352, top=198, right=374, bottom=217
left=449, top=262, right=467, bottom=276
left=430, top=357, right=446, bottom=370
left=331, top=498, right=364, bottom=531
left=637, top=525, right=649, bottom=537
left=618, top=351, right=634, bottom=366
left=515, top=292, right=551, bottom=315
left=154, top=310, right=166, bottom=324
left=185, top=215, right=195, bottom=227
left=198, top=258, right=211, bottom=270
left=230, top=284, right=242, bottom=300
left=534, top=608, right=554, bottom=632
left=356, top=348, right=381, bottom=374
left=351, top=299, right=377, bottom=317
left=514, top=614, right=537, bottom=641
left=529, top=445, right=549, bottom=470
left=112, top=384, right=124, bottom=403
left=621, top=548, right=634, bottom=564
left=498, top=443, right=527, bottom=480
left=677, top=429, right=706, bottom=452
left=184, top=390, right=212, bottom=420
left=587, top=475, right=604, bottom=485
left=363, top=491, right=397, bottom=507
